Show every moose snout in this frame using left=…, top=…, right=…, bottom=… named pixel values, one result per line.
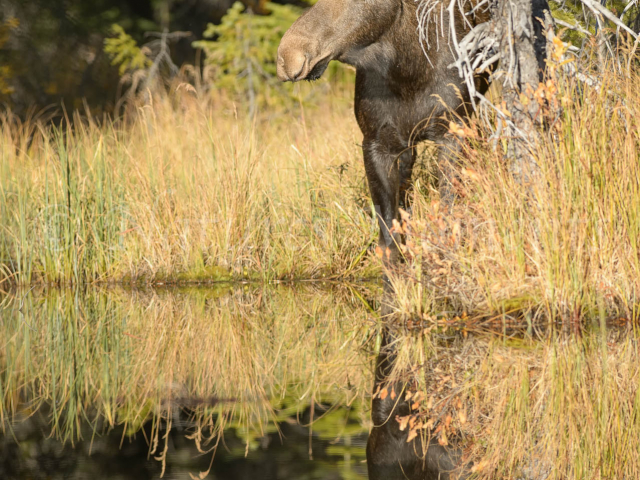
left=277, top=48, right=308, bottom=82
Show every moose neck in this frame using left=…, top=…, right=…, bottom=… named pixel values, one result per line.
left=342, top=0, right=427, bottom=84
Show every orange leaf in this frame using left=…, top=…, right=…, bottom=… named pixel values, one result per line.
left=438, top=430, right=448, bottom=446
left=471, top=460, right=489, bottom=473
left=444, top=415, right=453, bottom=428
left=380, top=388, right=388, bottom=400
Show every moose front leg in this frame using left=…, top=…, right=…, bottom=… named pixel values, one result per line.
left=398, top=148, right=416, bottom=213
left=363, top=139, right=402, bottom=264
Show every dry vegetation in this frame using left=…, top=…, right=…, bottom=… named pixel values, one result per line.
left=391, top=64, right=640, bottom=325
left=2, top=38, right=640, bottom=480
left=0, top=82, right=375, bottom=286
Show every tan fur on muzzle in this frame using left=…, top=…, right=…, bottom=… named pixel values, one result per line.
left=276, top=38, right=309, bottom=82
left=277, top=6, right=335, bottom=83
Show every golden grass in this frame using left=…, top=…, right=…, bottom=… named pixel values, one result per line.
left=0, top=84, right=376, bottom=285
left=3, top=44, right=640, bottom=480
left=392, top=68, right=640, bottom=325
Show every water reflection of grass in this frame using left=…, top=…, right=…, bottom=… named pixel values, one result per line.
left=381, top=323, right=640, bottom=479
left=2, top=285, right=640, bottom=478
left=0, top=285, right=376, bottom=473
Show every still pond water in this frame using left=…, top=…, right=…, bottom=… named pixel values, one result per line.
left=2, top=285, right=637, bottom=480
left=0, top=284, right=379, bottom=480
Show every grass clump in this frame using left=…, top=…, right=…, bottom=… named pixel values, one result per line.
left=393, top=66, right=640, bottom=325
left=0, top=85, right=376, bottom=286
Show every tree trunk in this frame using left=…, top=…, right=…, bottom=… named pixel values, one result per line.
left=493, top=0, right=550, bottom=182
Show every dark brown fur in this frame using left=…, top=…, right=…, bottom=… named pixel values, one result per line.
left=278, top=0, right=488, bottom=259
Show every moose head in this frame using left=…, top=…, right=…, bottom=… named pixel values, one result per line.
left=276, top=0, right=402, bottom=82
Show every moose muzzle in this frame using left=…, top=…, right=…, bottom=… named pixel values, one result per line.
left=277, top=30, right=332, bottom=83
left=276, top=46, right=308, bottom=82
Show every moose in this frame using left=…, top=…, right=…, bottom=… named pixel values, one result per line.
left=277, top=0, right=493, bottom=263
left=277, top=0, right=550, bottom=263
left=278, top=5, right=488, bottom=473
left=278, top=0, right=548, bottom=476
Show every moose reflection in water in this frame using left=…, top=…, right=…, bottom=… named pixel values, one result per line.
left=366, top=307, right=467, bottom=480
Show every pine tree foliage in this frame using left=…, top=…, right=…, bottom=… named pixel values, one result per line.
left=104, top=24, right=152, bottom=75
left=193, top=2, right=303, bottom=106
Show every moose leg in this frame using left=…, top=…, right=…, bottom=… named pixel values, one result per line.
left=398, top=148, right=416, bottom=213
left=437, top=136, right=460, bottom=209
left=363, top=139, right=401, bottom=264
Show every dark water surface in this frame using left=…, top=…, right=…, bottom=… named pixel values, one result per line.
left=0, top=285, right=377, bottom=480
left=2, top=405, right=368, bottom=479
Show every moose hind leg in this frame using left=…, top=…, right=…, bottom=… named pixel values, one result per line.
left=437, top=136, right=461, bottom=209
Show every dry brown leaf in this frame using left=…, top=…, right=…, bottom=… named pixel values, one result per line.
left=409, top=416, right=417, bottom=430
left=380, top=388, right=388, bottom=400
left=444, top=415, right=452, bottom=429
left=458, top=409, right=467, bottom=425
left=396, top=415, right=410, bottom=431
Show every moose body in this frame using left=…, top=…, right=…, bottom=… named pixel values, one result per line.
left=277, top=0, right=488, bottom=260
left=277, top=2, right=485, bottom=475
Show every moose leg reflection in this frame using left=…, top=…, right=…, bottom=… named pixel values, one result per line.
left=367, top=306, right=467, bottom=480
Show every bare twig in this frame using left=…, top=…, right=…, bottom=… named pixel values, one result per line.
left=581, top=0, right=638, bottom=39
left=555, top=18, right=592, bottom=36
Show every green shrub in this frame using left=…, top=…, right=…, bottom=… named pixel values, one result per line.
left=104, top=24, right=152, bottom=75
left=193, top=2, right=304, bottom=109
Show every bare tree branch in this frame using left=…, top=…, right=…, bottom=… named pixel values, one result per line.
left=581, top=0, right=638, bottom=38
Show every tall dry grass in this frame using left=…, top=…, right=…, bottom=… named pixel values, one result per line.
left=393, top=66, right=640, bottom=325
left=0, top=84, right=376, bottom=286
left=379, top=60, right=640, bottom=479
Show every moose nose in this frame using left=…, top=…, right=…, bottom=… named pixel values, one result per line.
left=277, top=50, right=307, bottom=82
